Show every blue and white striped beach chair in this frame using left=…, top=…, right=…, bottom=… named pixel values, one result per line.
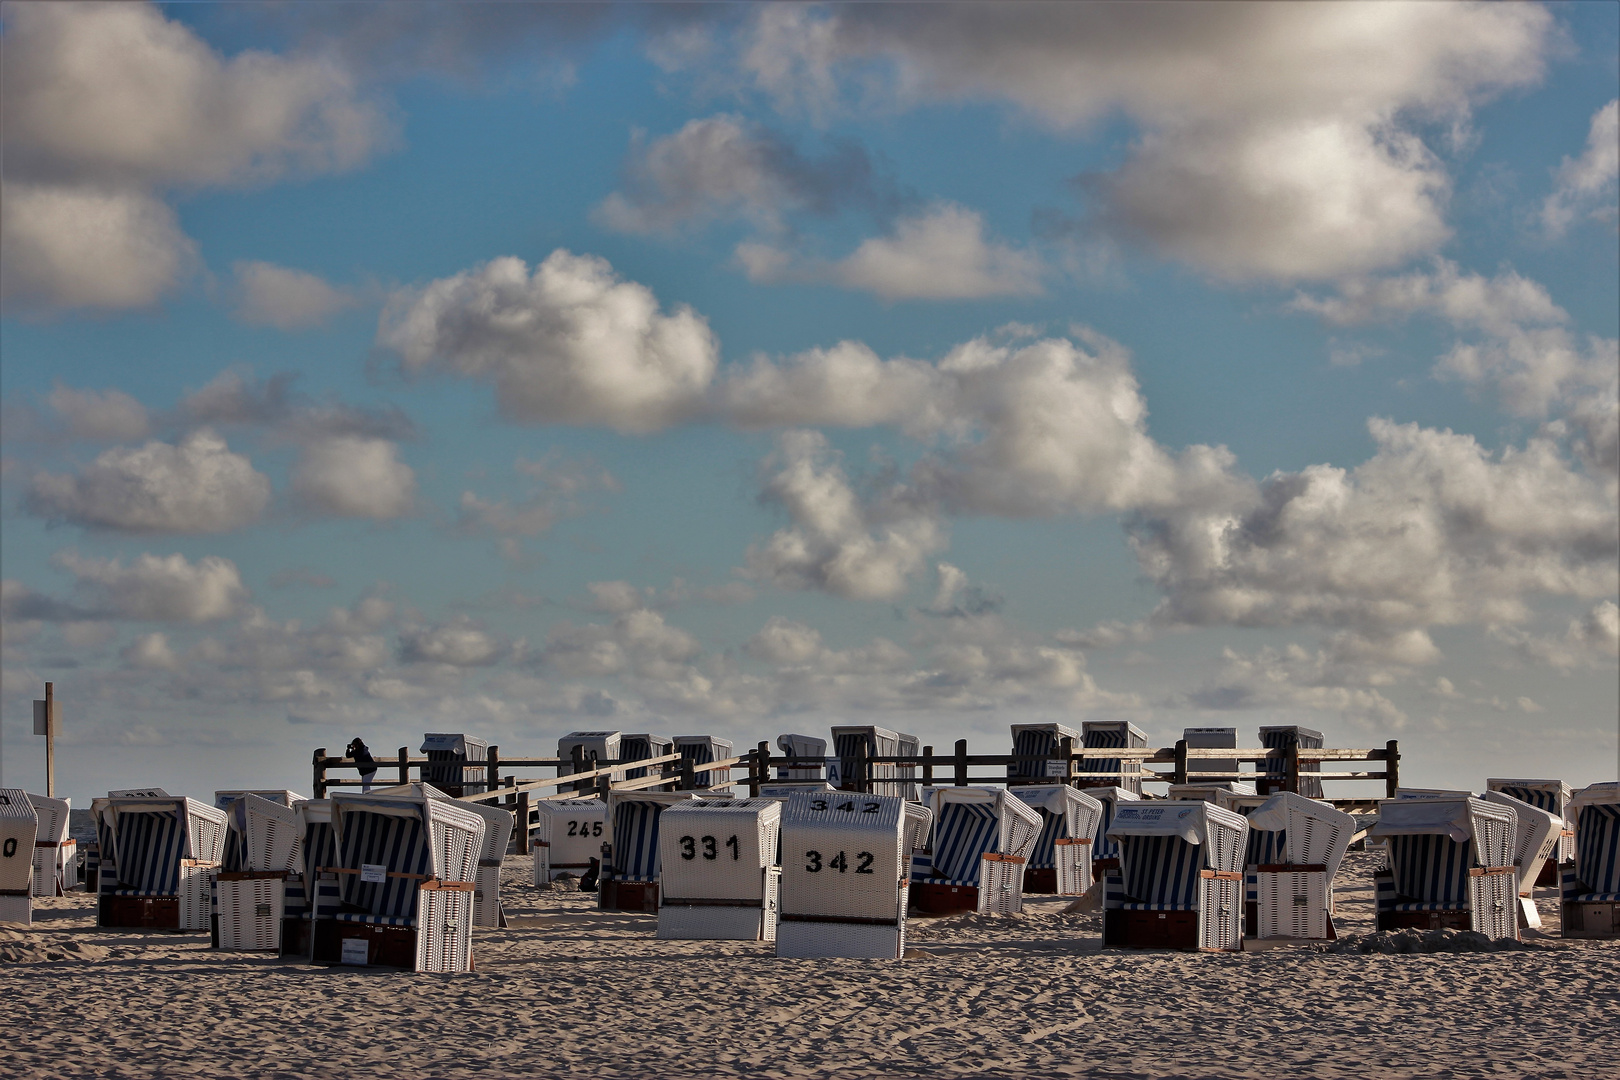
left=558, top=731, right=622, bottom=794
left=620, top=733, right=673, bottom=782
left=1011, top=785, right=1104, bottom=895
left=212, top=793, right=303, bottom=951
left=1257, top=726, right=1324, bottom=798
left=1369, top=796, right=1518, bottom=940
left=96, top=796, right=227, bottom=931
left=1008, top=724, right=1082, bottom=785
left=601, top=791, right=700, bottom=913
left=1079, top=721, right=1148, bottom=794
left=674, top=735, right=734, bottom=793
left=1480, top=790, right=1561, bottom=930
left=1488, top=778, right=1575, bottom=876
left=1103, top=801, right=1247, bottom=951
left=1561, top=782, right=1620, bottom=939
left=311, top=784, right=485, bottom=972
left=912, top=788, right=1042, bottom=914
left=280, top=798, right=332, bottom=956
left=1082, top=786, right=1142, bottom=880
left=1241, top=792, right=1355, bottom=944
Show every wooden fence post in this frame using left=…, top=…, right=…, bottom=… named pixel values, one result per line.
left=397, top=747, right=409, bottom=786
left=313, top=747, right=327, bottom=799
left=516, top=789, right=530, bottom=855
left=1061, top=737, right=1075, bottom=787
left=570, top=744, right=586, bottom=795
left=679, top=755, right=695, bottom=791
left=1173, top=739, right=1189, bottom=786
left=487, top=744, right=500, bottom=795
left=751, top=742, right=769, bottom=797
left=954, top=739, right=968, bottom=787
left=1286, top=742, right=1302, bottom=795
left=1385, top=739, right=1400, bottom=798
left=921, top=745, right=934, bottom=789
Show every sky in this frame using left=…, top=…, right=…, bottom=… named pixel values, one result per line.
left=1, top=1, right=1616, bottom=804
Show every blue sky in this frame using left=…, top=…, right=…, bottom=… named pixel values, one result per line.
left=2, top=2, right=1616, bottom=801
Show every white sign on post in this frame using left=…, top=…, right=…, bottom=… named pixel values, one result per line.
left=33, top=701, right=48, bottom=736
left=359, top=863, right=387, bottom=884
left=340, top=937, right=370, bottom=965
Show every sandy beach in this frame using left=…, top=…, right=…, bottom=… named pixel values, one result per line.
left=3, top=852, right=1616, bottom=1080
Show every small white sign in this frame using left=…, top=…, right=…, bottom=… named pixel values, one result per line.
left=34, top=700, right=49, bottom=736
left=340, top=938, right=369, bottom=965
left=360, top=863, right=387, bottom=884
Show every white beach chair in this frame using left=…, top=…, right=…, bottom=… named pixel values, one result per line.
left=1487, top=778, right=1575, bottom=882
left=657, top=797, right=782, bottom=941
left=1241, top=792, right=1355, bottom=944
left=558, top=730, right=622, bottom=794
left=776, top=733, right=828, bottom=781
left=776, top=791, right=929, bottom=959
left=533, top=798, right=607, bottom=883
left=1103, top=801, right=1247, bottom=951
left=1479, top=790, right=1560, bottom=930
left=620, top=733, right=673, bottom=783
left=457, top=798, right=515, bottom=930
left=674, top=735, right=734, bottom=793
left=1257, top=726, right=1325, bottom=797
left=600, top=790, right=700, bottom=913
left=1011, top=786, right=1104, bottom=895
left=1369, top=796, right=1518, bottom=940
left=912, top=787, right=1043, bottom=914
left=0, top=789, right=40, bottom=925
left=1008, top=723, right=1082, bottom=785
left=1083, top=786, right=1142, bottom=882
left=27, top=793, right=74, bottom=898
left=421, top=733, right=489, bottom=797
left=1560, top=781, right=1620, bottom=940
left=1183, top=727, right=1239, bottom=782
left=829, top=725, right=919, bottom=799
left=1167, top=781, right=1258, bottom=809
left=310, top=784, right=486, bottom=972
left=1080, top=721, right=1148, bottom=794
left=95, top=795, right=227, bottom=931
left=212, top=793, right=303, bottom=951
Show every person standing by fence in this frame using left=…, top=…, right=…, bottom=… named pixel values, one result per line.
left=347, top=737, right=378, bottom=793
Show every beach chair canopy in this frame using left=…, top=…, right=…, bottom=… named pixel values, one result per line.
left=1487, top=778, right=1572, bottom=818
left=107, top=788, right=170, bottom=798
left=26, top=793, right=71, bottom=847
left=1012, top=786, right=1104, bottom=870
left=1107, top=801, right=1247, bottom=908
left=925, top=787, right=1042, bottom=886
left=1246, top=792, right=1356, bottom=875
left=1480, top=790, right=1561, bottom=893
left=0, top=789, right=40, bottom=893
left=1396, top=787, right=1477, bottom=799
left=558, top=731, right=621, bottom=771
left=1569, top=783, right=1620, bottom=898
left=97, top=797, right=227, bottom=894
left=296, top=799, right=335, bottom=884
left=606, top=791, right=700, bottom=883
left=452, top=797, right=515, bottom=866
left=327, top=787, right=485, bottom=923
left=1083, top=786, right=1142, bottom=860
left=776, top=733, right=827, bottom=780
left=214, top=790, right=305, bottom=810
left=222, top=793, right=302, bottom=873
left=1369, top=797, right=1516, bottom=907
left=829, top=726, right=900, bottom=790
left=1009, top=723, right=1081, bottom=782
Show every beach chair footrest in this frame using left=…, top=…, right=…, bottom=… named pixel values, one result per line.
left=1105, top=908, right=1200, bottom=950
left=1561, top=901, right=1619, bottom=939
left=1024, top=868, right=1057, bottom=894
left=312, top=918, right=418, bottom=968
left=910, top=881, right=979, bottom=915
left=599, top=879, right=659, bottom=914
left=99, top=894, right=180, bottom=929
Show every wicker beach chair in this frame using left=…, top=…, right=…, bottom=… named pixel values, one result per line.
left=776, top=791, right=929, bottom=959
left=776, top=733, right=828, bottom=781
left=1183, top=727, right=1239, bottom=783
left=1241, top=792, right=1355, bottom=944
left=620, top=733, right=673, bottom=782
left=1369, top=796, right=1518, bottom=940
left=1080, top=721, right=1148, bottom=794
left=280, top=798, right=333, bottom=956
left=1007, top=723, right=1082, bottom=785
left=1487, top=778, right=1575, bottom=884
left=657, top=798, right=782, bottom=941
left=674, top=735, right=734, bottom=793
left=558, top=731, right=622, bottom=793
left=1083, top=786, right=1142, bottom=882
left=1167, top=781, right=1258, bottom=809
left=96, top=796, right=227, bottom=931
left=420, top=734, right=489, bottom=797
left=1011, top=785, right=1105, bottom=895
left=1103, top=800, right=1248, bottom=951
left=310, top=784, right=486, bottom=972
left=212, top=794, right=303, bottom=951
left=533, top=798, right=608, bottom=883
left=829, top=725, right=919, bottom=799
left=1560, top=782, right=1620, bottom=939
left=457, top=798, right=514, bottom=930
left=912, top=787, right=1043, bottom=914
left=600, top=790, right=700, bottom=913
left=1478, top=790, right=1561, bottom=930
left=0, top=789, right=40, bottom=925
left=1257, top=726, right=1325, bottom=797
left=27, top=793, right=74, bottom=898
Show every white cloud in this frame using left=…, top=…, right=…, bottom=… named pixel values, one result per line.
left=1541, top=99, right=1619, bottom=236
left=48, top=384, right=151, bottom=442
left=1289, top=259, right=1566, bottom=338
left=291, top=436, right=416, bottom=520
left=744, top=430, right=945, bottom=601
left=398, top=616, right=504, bottom=667
left=122, top=632, right=181, bottom=671
left=1492, top=601, right=1620, bottom=672
left=732, top=2, right=1552, bottom=281
left=55, top=551, right=249, bottom=622
left=742, top=204, right=1042, bottom=300
left=1188, top=645, right=1409, bottom=732
left=26, top=429, right=271, bottom=533
left=0, top=2, right=392, bottom=313
left=377, top=251, right=718, bottom=433
left=721, top=340, right=941, bottom=432
left=232, top=261, right=356, bottom=329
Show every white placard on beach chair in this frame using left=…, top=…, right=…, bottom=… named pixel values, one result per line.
left=776, top=791, right=928, bottom=959
left=313, top=784, right=486, bottom=972
left=1011, top=786, right=1104, bottom=896
left=1103, top=801, right=1248, bottom=951
left=658, top=798, right=782, bottom=941
left=1480, top=790, right=1561, bottom=929
left=1008, top=724, right=1082, bottom=784
left=96, top=795, right=227, bottom=932
left=912, top=788, right=1042, bottom=915
left=1561, top=782, right=1620, bottom=940
left=0, top=789, right=40, bottom=925
left=533, top=798, right=607, bottom=883
left=1242, top=792, right=1355, bottom=944
left=776, top=734, right=827, bottom=781
left=27, top=793, right=74, bottom=898
left=1487, top=778, right=1575, bottom=869
left=213, top=793, right=303, bottom=951
left=601, top=791, right=700, bottom=913
left=1369, top=796, right=1518, bottom=941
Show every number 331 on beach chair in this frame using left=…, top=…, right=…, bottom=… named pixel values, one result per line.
left=912, top=787, right=1043, bottom=915
left=777, top=792, right=931, bottom=959
left=657, top=798, right=781, bottom=941
left=1103, top=801, right=1248, bottom=951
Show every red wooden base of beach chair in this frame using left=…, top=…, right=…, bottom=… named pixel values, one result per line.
left=1024, top=868, right=1057, bottom=894
left=600, top=879, right=659, bottom=914
left=1377, top=909, right=1471, bottom=932
left=100, top=894, right=180, bottom=929
left=313, top=919, right=418, bottom=967
left=1561, top=902, right=1619, bottom=939
left=910, top=881, right=979, bottom=914
left=1535, top=861, right=1560, bottom=888
left=1105, top=909, right=1199, bottom=950
left=1244, top=900, right=1257, bottom=938
left=280, top=918, right=311, bottom=957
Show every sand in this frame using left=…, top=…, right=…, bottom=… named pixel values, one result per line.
left=3, top=851, right=1617, bottom=1079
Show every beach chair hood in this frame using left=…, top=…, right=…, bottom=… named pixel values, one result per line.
left=215, top=790, right=305, bottom=809
left=230, top=793, right=302, bottom=873
left=0, top=789, right=40, bottom=893
left=1370, top=796, right=1514, bottom=847
left=1246, top=792, right=1356, bottom=874
left=928, top=787, right=1043, bottom=860
left=329, top=789, right=486, bottom=883
left=1108, top=800, right=1246, bottom=853
left=1570, top=782, right=1620, bottom=811
left=100, top=796, right=228, bottom=862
